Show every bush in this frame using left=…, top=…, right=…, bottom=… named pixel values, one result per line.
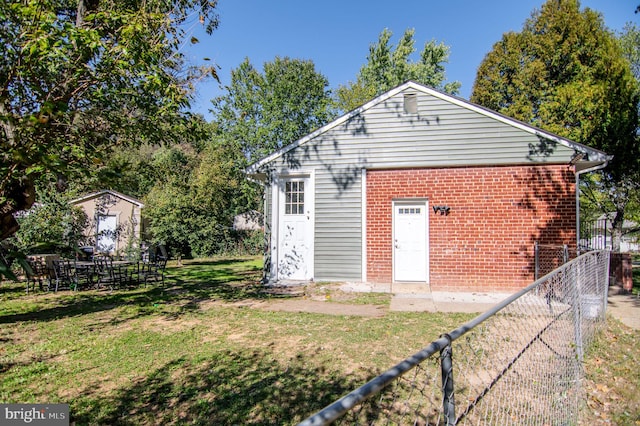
left=13, top=191, right=89, bottom=256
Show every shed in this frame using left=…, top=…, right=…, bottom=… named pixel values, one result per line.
left=246, top=81, right=611, bottom=292
left=70, top=190, right=145, bottom=256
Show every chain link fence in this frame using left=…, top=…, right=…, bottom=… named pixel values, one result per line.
left=299, top=250, right=610, bottom=426
left=534, top=242, right=570, bottom=280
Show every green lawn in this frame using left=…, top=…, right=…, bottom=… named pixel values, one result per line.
left=0, top=256, right=637, bottom=425
left=0, top=257, right=472, bottom=425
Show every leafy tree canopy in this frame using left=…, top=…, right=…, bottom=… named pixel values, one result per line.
left=471, top=0, right=638, bottom=178
left=0, top=0, right=220, bottom=240
left=335, top=28, right=461, bottom=112
left=142, top=135, right=256, bottom=259
left=73, top=114, right=214, bottom=199
left=211, top=56, right=335, bottom=163
left=13, top=183, right=88, bottom=256
left=471, top=0, right=640, bottom=250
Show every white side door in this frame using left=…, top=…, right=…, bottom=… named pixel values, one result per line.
left=276, top=175, right=314, bottom=280
left=97, top=214, right=117, bottom=254
left=393, top=201, right=428, bottom=282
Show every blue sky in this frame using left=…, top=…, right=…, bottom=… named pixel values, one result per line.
left=182, top=0, right=638, bottom=119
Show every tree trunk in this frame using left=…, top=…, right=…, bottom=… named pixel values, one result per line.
left=610, top=210, right=624, bottom=252
left=0, top=180, right=36, bottom=240
left=76, top=0, right=100, bottom=26
left=0, top=100, right=35, bottom=240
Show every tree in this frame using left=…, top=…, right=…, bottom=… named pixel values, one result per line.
left=0, top=0, right=220, bottom=241
left=335, top=28, right=461, bottom=112
left=471, top=0, right=640, bottom=252
left=211, top=57, right=335, bottom=163
left=142, top=144, right=198, bottom=258
left=603, top=23, right=640, bottom=240
left=142, top=135, right=254, bottom=259
left=13, top=184, right=89, bottom=256
left=73, top=114, right=214, bottom=199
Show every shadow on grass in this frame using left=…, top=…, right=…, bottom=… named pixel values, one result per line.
left=72, top=348, right=362, bottom=425
left=0, top=257, right=290, bottom=325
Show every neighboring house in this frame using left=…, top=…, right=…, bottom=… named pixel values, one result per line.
left=246, top=81, right=611, bottom=292
left=233, top=210, right=263, bottom=231
left=70, top=190, right=145, bottom=256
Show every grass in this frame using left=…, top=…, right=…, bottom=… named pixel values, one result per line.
left=0, top=256, right=471, bottom=425
left=581, top=254, right=640, bottom=425
left=583, top=318, right=640, bottom=425
left=1, top=255, right=638, bottom=425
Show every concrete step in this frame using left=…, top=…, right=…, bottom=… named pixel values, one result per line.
left=392, top=283, right=431, bottom=294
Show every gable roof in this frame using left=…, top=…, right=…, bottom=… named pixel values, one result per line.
left=246, top=81, right=611, bottom=175
left=70, top=190, right=144, bottom=208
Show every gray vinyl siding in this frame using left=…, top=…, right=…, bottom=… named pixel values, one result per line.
left=259, top=87, right=576, bottom=282
left=264, top=184, right=273, bottom=235
left=314, top=175, right=361, bottom=280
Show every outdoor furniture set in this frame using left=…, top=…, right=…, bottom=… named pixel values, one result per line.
left=25, top=255, right=167, bottom=292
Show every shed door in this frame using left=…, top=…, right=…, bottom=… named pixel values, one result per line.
left=277, top=176, right=314, bottom=280
left=97, top=214, right=117, bottom=254
left=393, top=201, right=428, bottom=282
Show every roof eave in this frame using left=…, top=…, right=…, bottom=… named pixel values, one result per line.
left=69, top=190, right=144, bottom=208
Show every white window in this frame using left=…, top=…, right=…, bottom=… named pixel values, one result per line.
left=285, top=181, right=304, bottom=215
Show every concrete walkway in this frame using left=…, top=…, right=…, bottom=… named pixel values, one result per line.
left=388, top=288, right=639, bottom=330
left=606, top=292, right=640, bottom=330
left=390, top=291, right=514, bottom=314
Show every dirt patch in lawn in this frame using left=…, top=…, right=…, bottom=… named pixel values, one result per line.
left=185, top=281, right=389, bottom=317
left=254, top=298, right=388, bottom=317
left=252, top=282, right=389, bottom=317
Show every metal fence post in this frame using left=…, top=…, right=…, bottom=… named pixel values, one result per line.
left=534, top=241, right=539, bottom=280
left=571, top=261, right=584, bottom=362
left=603, top=251, right=611, bottom=316
left=440, top=334, right=455, bottom=426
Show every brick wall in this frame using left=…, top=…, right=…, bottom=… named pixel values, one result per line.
left=366, top=165, right=576, bottom=291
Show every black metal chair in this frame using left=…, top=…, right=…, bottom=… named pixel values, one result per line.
left=74, top=261, right=95, bottom=290
left=112, top=261, right=136, bottom=288
left=51, top=259, right=77, bottom=291
left=139, top=257, right=167, bottom=287
left=93, top=256, right=119, bottom=290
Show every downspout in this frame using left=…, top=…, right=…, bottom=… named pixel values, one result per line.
left=575, top=157, right=611, bottom=255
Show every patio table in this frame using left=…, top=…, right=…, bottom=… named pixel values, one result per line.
left=73, top=261, right=97, bottom=290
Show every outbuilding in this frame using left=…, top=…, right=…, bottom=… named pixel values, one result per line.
left=246, top=81, right=610, bottom=292
left=70, top=190, right=145, bottom=256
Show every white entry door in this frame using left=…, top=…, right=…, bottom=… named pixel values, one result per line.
left=97, top=214, right=117, bottom=254
left=393, top=201, right=428, bottom=282
left=277, top=176, right=314, bottom=280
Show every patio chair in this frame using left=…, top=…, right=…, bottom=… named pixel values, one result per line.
left=25, top=258, right=48, bottom=293
left=93, top=256, right=119, bottom=290
left=139, top=257, right=167, bottom=287
left=74, top=261, right=95, bottom=290
left=113, top=260, right=138, bottom=288
left=51, top=259, right=77, bottom=291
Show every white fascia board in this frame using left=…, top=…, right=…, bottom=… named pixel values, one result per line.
left=70, top=190, right=144, bottom=208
